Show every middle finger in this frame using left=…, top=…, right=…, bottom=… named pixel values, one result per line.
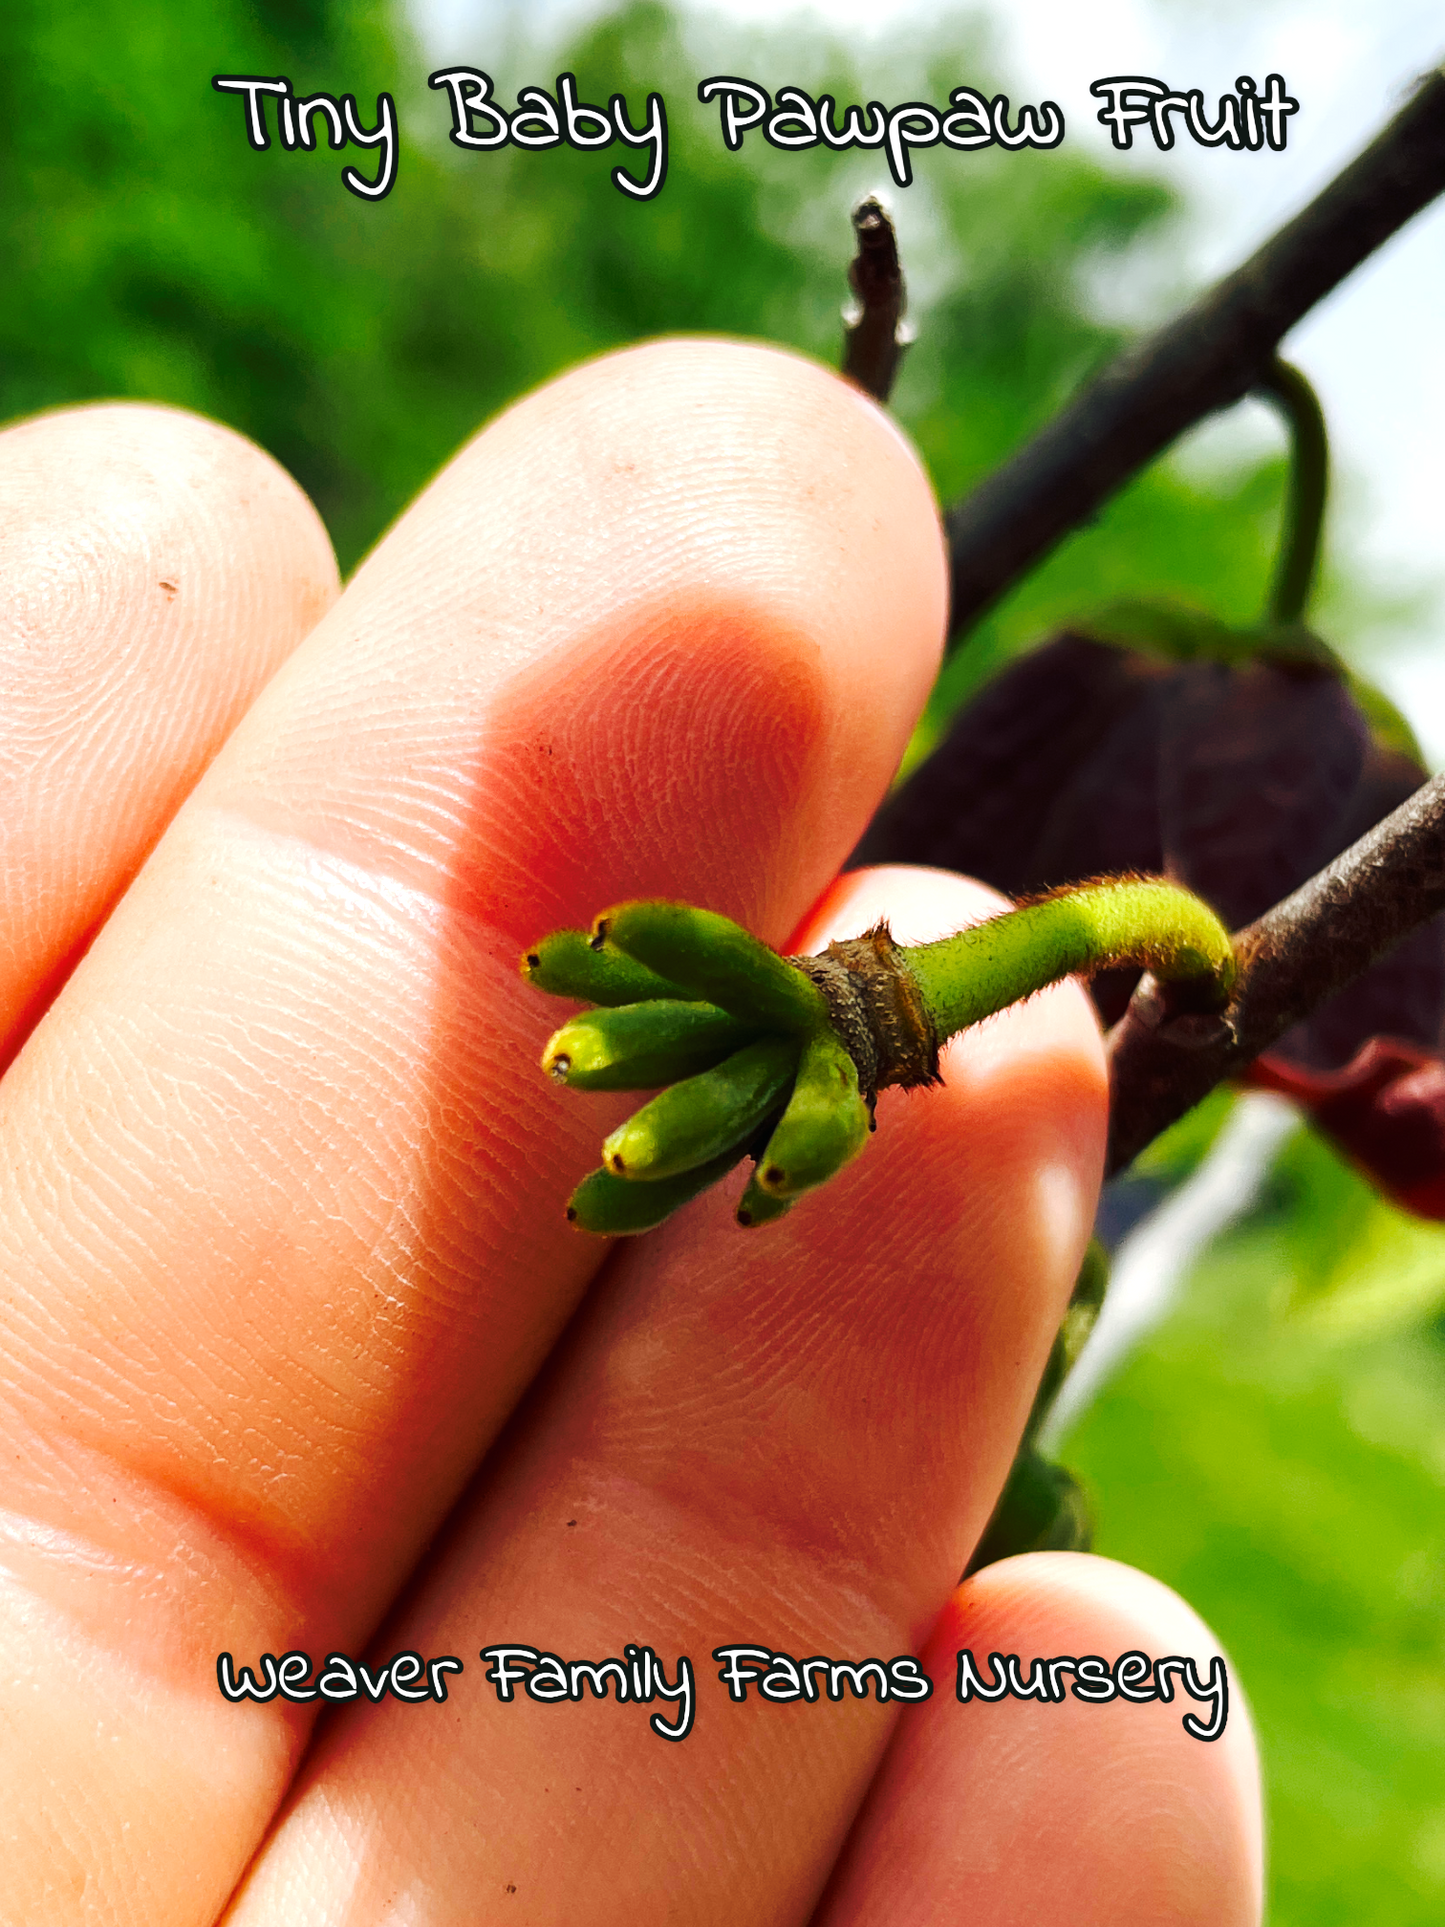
left=227, top=865, right=1107, bottom=1925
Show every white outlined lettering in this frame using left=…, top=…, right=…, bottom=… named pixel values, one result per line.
left=211, top=75, right=396, bottom=200
left=799, top=1656, right=833, bottom=1702
left=318, top=1652, right=359, bottom=1700
left=388, top=1651, right=429, bottom=1702
left=429, top=1657, right=465, bottom=1701
left=526, top=1653, right=572, bottom=1703
left=956, top=1649, right=1011, bottom=1701
left=697, top=77, right=769, bottom=151
left=1153, top=1656, right=1192, bottom=1702
left=990, top=94, right=1064, bottom=150
left=511, top=87, right=563, bottom=148
left=942, top=88, right=995, bottom=149
left=609, top=90, right=668, bottom=201
left=828, top=1658, right=892, bottom=1702
left=716, top=1644, right=933, bottom=1705
left=569, top=1658, right=630, bottom=1700
left=559, top=72, right=614, bottom=150
left=697, top=77, right=1061, bottom=185
left=1180, top=1655, right=1230, bottom=1741
left=1236, top=75, right=1262, bottom=151
left=1044, top=1656, right=1079, bottom=1703
left=648, top=1653, right=695, bottom=1741
left=296, top=92, right=346, bottom=151
left=211, top=76, right=289, bottom=149
left=714, top=1644, right=772, bottom=1700
left=1071, top=1655, right=1118, bottom=1702
left=426, top=69, right=668, bottom=200
left=340, top=93, right=397, bottom=199
left=482, top=1645, right=538, bottom=1700
left=354, top=1657, right=393, bottom=1702
left=1113, top=1649, right=1158, bottom=1702
left=817, top=95, right=886, bottom=150
left=1146, top=90, right=1194, bottom=151
left=275, top=1651, right=316, bottom=1701
left=760, top=1652, right=805, bottom=1701
left=955, top=1648, right=1228, bottom=1737
left=1091, top=73, right=1296, bottom=151
left=887, top=1655, right=934, bottom=1702
left=1257, top=74, right=1300, bottom=151
left=884, top=103, right=941, bottom=187
left=768, top=86, right=820, bottom=149
left=1090, top=76, right=1165, bottom=149
left=216, top=1651, right=280, bottom=1702
left=479, top=1644, right=694, bottom=1739
left=218, top=1649, right=462, bottom=1704
left=1187, top=89, right=1242, bottom=148
left=428, top=67, right=511, bottom=148
left=1004, top=1653, right=1052, bottom=1700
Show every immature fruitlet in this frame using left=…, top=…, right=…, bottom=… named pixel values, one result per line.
left=752, top=1031, right=871, bottom=1200
left=542, top=1001, right=760, bottom=1091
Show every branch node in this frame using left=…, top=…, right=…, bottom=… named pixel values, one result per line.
left=841, top=195, right=910, bottom=405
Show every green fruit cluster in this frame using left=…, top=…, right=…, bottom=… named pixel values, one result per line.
left=523, top=902, right=872, bottom=1235
left=525, top=878, right=1237, bottom=1239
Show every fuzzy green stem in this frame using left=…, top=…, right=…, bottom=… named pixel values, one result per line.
left=900, top=879, right=1236, bottom=1043
left=1257, top=357, right=1329, bottom=628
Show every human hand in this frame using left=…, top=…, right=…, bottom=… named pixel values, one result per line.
left=0, top=343, right=1260, bottom=1922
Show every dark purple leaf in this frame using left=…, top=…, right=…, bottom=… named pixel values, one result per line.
left=855, top=626, right=1445, bottom=1132
left=849, top=634, right=1169, bottom=893
left=1158, top=660, right=1367, bottom=929
left=1249, top=1038, right=1445, bottom=1218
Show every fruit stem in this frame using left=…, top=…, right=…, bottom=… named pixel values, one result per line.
left=900, top=877, right=1236, bottom=1044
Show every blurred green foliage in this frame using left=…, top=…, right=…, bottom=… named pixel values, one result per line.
left=1068, top=1146, right=1445, bottom=1927
left=1271, top=1124, right=1445, bottom=1336
left=3, top=0, right=1283, bottom=632
left=5, top=0, right=1442, bottom=1919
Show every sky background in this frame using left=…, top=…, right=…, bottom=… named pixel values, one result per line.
left=415, top=0, right=1445, bottom=756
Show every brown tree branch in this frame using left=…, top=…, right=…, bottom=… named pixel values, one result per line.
left=841, top=197, right=909, bottom=404
left=833, top=76, right=1445, bottom=1173
left=944, top=63, right=1445, bottom=645
left=1106, top=773, right=1445, bottom=1174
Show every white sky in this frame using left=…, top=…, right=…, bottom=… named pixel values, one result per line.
left=414, top=0, right=1445, bottom=756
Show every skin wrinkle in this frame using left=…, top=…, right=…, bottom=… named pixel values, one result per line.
left=12, top=959, right=593, bottom=1610
left=0, top=404, right=338, bottom=1062
left=7, top=828, right=497, bottom=1325
left=0, top=1418, right=307, bottom=1685
left=517, top=1362, right=915, bottom=1647
left=181, top=614, right=815, bottom=977
left=7, top=1297, right=388, bottom=1652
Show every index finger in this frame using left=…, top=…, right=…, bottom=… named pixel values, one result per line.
left=0, top=340, right=946, bottom=1922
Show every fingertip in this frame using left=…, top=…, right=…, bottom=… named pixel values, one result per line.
left=819, top=1551, right=1263, bottom=1926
